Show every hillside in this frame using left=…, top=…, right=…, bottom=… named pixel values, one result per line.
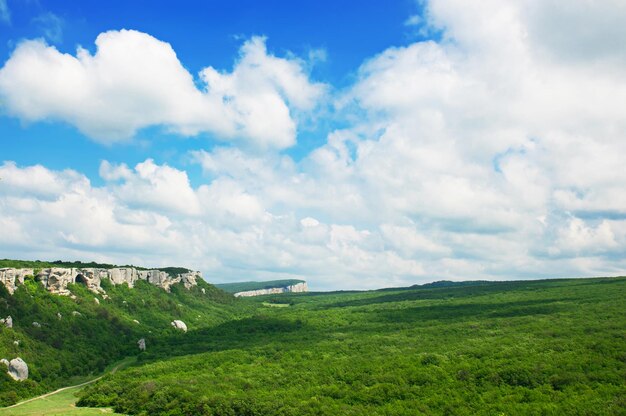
left=215, top=279, right=306, bottom=294
left=76, top=276, right=626, bottom=415
left=0, top=262, right=247, bottom=406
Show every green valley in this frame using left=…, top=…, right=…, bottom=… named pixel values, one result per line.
left=1, top=267, right=625, bottom=415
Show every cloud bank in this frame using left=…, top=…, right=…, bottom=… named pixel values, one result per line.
left=0, top=31, right=325, bottom=148
left=1, top=0, right=626, bottom=289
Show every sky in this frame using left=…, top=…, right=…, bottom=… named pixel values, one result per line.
left=1, top=0, right=625, bottom=290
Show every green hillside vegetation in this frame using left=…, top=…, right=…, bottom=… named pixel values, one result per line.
left=76, top=277, right=626, bottom=415
left=0, top=273, right=242, bottom=406
left=215, top=279, right=305, bottom=294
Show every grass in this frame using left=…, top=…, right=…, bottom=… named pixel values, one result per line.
left=0, top=357, right=135, bottom=416
left=0, top=386, right=123, bottom=415
left=261, top=301, right=290, bottom=308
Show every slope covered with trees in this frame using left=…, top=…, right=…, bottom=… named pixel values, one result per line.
left=77, top=277, right=626, bottom=415
left=0, top=266, right=245, bottom=406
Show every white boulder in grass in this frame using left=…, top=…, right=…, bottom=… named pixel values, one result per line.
left=171, top=320, right=187, bottom=332
left=8, top=357, right=28, bottom=381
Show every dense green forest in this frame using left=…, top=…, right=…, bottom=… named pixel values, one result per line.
left=0, top=273, right=242, bottom=406
left=75, top=277, right=626, bottom=415
left=1, top=272, right=625, bottom=415
left=215, top=279, right=306, bottom=293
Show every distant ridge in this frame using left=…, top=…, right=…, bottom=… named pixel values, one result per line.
left=216, top=279, right=306, bottom=294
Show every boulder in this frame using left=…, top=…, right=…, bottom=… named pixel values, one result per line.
left=57, top=313, right=62, bottom=320
left=1, top=316, right=13, bottom=328
left=32, top=322, right=41, bottom=328
left=7, top=357, right=28, bottom=381
left=94, top=297, right=100, bottom=305
left=13, top=340, right=19, bottom=346
left=0, top=359, right=8, bottom=367
left=171, top=320, right=187, bottom=332
left=137, top=338, right=146, bottom=351
left=72, top=311, right=82, bottom=317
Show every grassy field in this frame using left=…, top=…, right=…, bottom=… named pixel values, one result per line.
left=0, top=385, right=122, bottom=416
left=0, top=357, right=135, bottom=416
left=76, top=276, right=626, bottom=415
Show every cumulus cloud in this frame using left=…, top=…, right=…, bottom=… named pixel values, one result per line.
left=0, top=31, right=325, bottom=147
left=2, top=0, right=626, bottom=289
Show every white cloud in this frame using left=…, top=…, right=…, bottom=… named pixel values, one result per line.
left=0, top=31, right=326, bottom=148
left=2, top=1, right=626, bottom=289
left=100, top=160, right=201, bottom=216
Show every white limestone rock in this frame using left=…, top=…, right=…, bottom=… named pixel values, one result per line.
left=32, top=322, right=41, bottom=328
left=108, top=268, right=139, bottom=287
left=3, top=266, right=200, bottom=296
left=180, top=271, right=201, bottom=289
left=0, top=359, right=8, bottom=367
left=234, top=281, right=309, bottom=297
left=72, top=311, right=82, bottom=317
left=7, top=357, right=28, bottom=381
left=0, top=268, right=32, bottom=294
left=137, top=338, right=146, bottom=351
left=171, top=320, right=187, bottom=332
left=1, top=316, right=13, bottom=328
left=37, top=268, right=76, bottom=296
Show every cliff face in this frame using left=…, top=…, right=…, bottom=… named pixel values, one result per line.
left=0, top=267, right=201, bottom=296
left=234, top=281, right=308, bottom=297
left=0, top=268, right=33, bottom=294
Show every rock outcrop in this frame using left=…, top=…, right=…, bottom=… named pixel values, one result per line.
left=0, top=268, right=33, bottom=294
left=7, top=357, right=28, bottom=381
left=0, top=267, right=202, bottom=296
left=234, top=281, right=308, bottom=297
left=171, top=320, right=187, bottom=332
left=1, top=316, right=13, bottom=328
left=138, top=338, right=146, bottom=351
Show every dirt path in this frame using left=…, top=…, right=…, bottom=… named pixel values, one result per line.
left=3, top=359, right=128, bottom=410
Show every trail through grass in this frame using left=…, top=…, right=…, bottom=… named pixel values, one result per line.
left=0, top=357, right=134, bottom=416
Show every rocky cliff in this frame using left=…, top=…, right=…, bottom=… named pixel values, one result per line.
left=0, top=267, right=201, bottom=296
left=234, top=281, right=308, bottom=297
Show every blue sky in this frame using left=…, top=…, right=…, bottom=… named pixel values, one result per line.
left=1, top=0, right=625, bottom=290
left=0, top=0, right=427, bottom=185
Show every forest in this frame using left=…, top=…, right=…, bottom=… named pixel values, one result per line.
left=1, top=269, right=625, bottom=415
left=81, top=277, right=625, bottom=415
